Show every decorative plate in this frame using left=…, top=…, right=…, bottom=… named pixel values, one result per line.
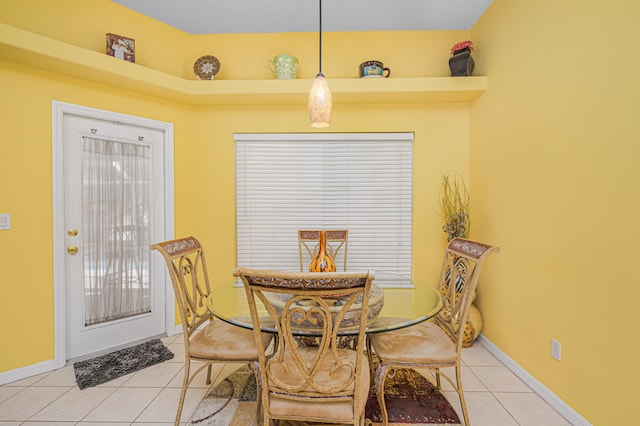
left=193, top=55, right=220, bottom=80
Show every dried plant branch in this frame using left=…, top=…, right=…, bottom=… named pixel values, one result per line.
left=440, top=172, right=470, bottom=241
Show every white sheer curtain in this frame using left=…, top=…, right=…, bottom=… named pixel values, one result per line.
left=81, top=137, right=151, bottom=326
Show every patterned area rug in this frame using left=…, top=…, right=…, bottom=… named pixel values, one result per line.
left=73, top=339, right=174, bottom=389
left=192, top=365, right=460, bottom=425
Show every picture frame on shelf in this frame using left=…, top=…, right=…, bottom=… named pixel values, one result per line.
left=106, top=33, right=135, bottom=63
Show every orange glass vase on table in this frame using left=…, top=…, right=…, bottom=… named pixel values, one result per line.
left=308, top=230, right=336, bottom=272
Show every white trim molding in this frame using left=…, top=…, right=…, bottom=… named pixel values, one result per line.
left=477, top=334, right=591, bottom=426
left=51, top=101, right=175, bottom=370
left=0, top=360, right=56, bottom=386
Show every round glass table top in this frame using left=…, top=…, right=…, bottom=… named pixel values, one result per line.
left=206, top=271, right=443, bottom=336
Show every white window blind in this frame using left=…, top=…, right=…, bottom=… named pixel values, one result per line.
left=235, top=133, right=413, bottom=277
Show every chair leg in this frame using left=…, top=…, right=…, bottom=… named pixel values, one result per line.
left=253, top=372, right=263, bottom=424
left=262, top=405, right=270, bottom=426
left=366, top=337, right=375, bottom=380
left=455, top=365, right=470, bottom=426
left=175, top=361, right=191, bottom=426
left=249, top=361, right=268, bottom=426
left=374, top=365, right=392, bottom=426
left=205, top=363, right=212, bottom=385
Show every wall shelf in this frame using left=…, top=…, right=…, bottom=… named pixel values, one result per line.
left=0, top=23, right=487, bottom=106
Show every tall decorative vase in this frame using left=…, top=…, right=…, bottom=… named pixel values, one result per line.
left=448, top=47, right=475, bottom=77
left=309, top=230, right=336, bottom=272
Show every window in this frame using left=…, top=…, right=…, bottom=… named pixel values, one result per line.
left=235, top=133, right=413, bottom=278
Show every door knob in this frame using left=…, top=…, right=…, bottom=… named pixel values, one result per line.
left=67, top=246, right=78, bottom=254
left=67, top=228, right=78, bottom=237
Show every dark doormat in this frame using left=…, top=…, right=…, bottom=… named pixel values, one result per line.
left=73, top=338, right=174, bottom=389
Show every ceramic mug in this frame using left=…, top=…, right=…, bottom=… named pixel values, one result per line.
left=268, top=54, right=298, bottom=79
left=359, top=60, right=391, bottom=78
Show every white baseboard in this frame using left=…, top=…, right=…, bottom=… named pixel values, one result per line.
left=0, top=359, right=56, bottom=386
left=168, top=324, right=182, bottom=336
left=1, top=328, right=183, bottom=385
left=477, top=334, right=591, bottom=426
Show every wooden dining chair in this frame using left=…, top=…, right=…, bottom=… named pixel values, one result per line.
left=298, top=229, right=349, bottom=271
left=234, top=268, right=375, bottom=426
left=368, top=238, right=500, bottom=426
left=151, top=237, right=273, bottom=426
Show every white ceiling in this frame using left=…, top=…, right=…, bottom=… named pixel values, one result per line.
left=111, top=0, right=493, bottom=34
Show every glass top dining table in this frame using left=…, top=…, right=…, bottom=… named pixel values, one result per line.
left=206, top=271, right=444, bottom=336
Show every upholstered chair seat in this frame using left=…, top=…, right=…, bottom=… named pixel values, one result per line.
left=189, top=320, right=271, bottom=360
left=369, top=321, right=457, bottom=365
left=268, top=350, right=370, bottom=422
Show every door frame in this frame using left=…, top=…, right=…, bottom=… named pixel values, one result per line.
left=52, top=100, right=175, bottom=368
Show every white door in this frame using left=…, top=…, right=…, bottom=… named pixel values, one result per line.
left=63, top=114, right=168, bottom=360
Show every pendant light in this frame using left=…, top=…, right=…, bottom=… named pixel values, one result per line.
left=308, top=0, right=332, bottom=127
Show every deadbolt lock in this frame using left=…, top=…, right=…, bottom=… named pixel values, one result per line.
left=67, top=228, right=78, bottom=237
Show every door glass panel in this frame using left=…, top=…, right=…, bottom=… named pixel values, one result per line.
left=81, top=137, right=151, bottom=326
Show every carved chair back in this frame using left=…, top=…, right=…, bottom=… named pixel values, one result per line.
left=436, top=238, right=500, bottom=353
left=234, top=268, right=374, bottom=424
left=298, top=229, right=349, bottom=271
left=151, top=237, right=212, bottom=339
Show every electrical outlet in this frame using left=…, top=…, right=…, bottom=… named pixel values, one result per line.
left=551, top=338, right=561, bottom=361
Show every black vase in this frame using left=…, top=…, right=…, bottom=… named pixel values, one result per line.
left=448, top=47, right=475, bottom=77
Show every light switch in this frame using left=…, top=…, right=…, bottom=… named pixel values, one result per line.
left=0, top=214, right=10, bottom=230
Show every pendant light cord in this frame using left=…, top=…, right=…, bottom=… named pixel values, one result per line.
left=318, top=0, right=323, bottom=73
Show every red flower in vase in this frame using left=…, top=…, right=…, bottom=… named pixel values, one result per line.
left=450, top=40, right=475, bottom=56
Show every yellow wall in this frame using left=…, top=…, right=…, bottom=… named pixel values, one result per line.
left=179, top=103, right=470, bottom=288
left=471, top=0, right=640, bottom=423
left=0, top=58, right=190, bottom=368
left=5, top=0, right=634, bottom=423
left=0, top=0, right=190, bottom=76
left=0, top=1, right=470, bottom=371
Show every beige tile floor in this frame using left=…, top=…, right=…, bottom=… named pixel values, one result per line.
left=0, top=334, right=571, bottom=426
